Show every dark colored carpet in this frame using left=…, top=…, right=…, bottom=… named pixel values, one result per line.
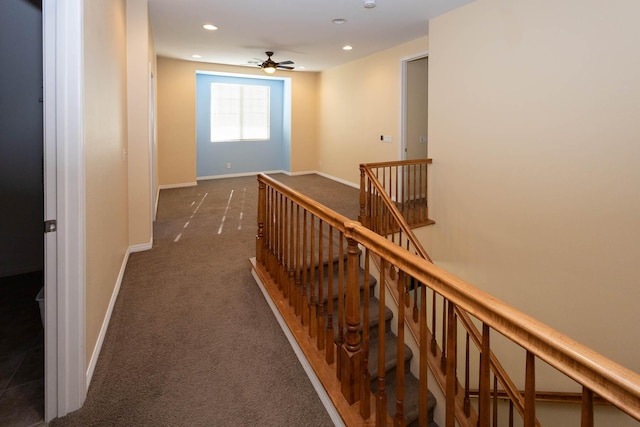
left=51, top=173, right=359, bottom=427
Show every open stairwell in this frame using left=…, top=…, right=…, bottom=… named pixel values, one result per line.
left=319, top=251, right=438, bottom=426
left=254, top=171, right=640, bottom=427
left=252, top=215, right=439, bottom=426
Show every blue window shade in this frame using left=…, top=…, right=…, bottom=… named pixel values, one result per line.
left=196, top=73, right=284, bottom=177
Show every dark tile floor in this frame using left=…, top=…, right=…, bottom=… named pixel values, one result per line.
left=0, top=272, right=44, bottom=427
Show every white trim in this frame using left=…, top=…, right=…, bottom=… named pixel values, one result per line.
left=197, top=170, right=284, bottom=180
left=158, top=181, right=198, bottom=190
left=314, top=171, right=359, bottom=189
left=129, top=241, right=153, bottom=253
left=44, top=0, right=86, bottom=419
left=285, top=170, right=316, bottom=177
left=250, top=259, right=345, bottom=427
left=85, top=249, right=130, bottom=389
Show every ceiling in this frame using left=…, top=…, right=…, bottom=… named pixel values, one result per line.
left=148, top=0, right=474, bottom=72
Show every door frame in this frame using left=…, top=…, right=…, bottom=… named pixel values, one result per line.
left=399, top=50, right=429, bottom=160
left=43, top=0, right=86, bottom=420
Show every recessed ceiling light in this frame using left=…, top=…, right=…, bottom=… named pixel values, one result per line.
left=332, top=18, right=347, bottom=25
left=203, top=24, right=218, bottom=31
left=192, top=54, right=202, bottom=58
left=363, top=0, right=376, bottom=8
left=342, top=45, right=353, bottom=51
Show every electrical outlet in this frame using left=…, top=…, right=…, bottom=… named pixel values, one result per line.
left=226, top=163, right=232, bottom=169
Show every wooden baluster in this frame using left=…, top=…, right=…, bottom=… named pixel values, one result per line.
left=283, top=196, right=289, bottom=299
left=376, top=258, right=388, bottom=426
left=493, top=374, right=498, bottom=427
left=340, top=235, right=362, bottom=404
left=581, top=386, right=594, bottom=427
left=295, top=204, right=302, bottom=317
left=431, top=291, right=437, bottom=357
left=509, top=400, right=514, bottom=427
left=398, top=166, right=407, bottom=218
left=412, top=164, right=417, bottom=225
left=418, top=163, right=422, bottom=223
left=445, top=301, right=456, bottom=427
left=288, top=199, right=295, bottom=306
left=425, top=161, right=430, bottom=222
left=269, top=188, right=275, bottom=275
left=336, top=231, right=345, bottom=380
left=441, top=298, right=447, bottom=374
left=326, top=227, right=335, bottom=364
left=464, top=332, right=471, bottom=417
left=361, top=249, right=371, bottom=419
left=524, top=351, right=536, bottom=427
left=395, top=165, right=399, bottom=229
left=478, top=323, right=491, bottom=427
left=301, top=210, right=309, bottom=326
left=287, top=200, right=296, bottom=307
left=419, top=283, right=429, bottom=427
left=359, top=165, right=367, bottom=226
left=309, top=216, right=317, bottom=338
left=367, top=178, right=372, bottom=231
left=395, top=270, right=406, bottom=427
left=267, top=187, right=274, bottom=275
left=382, top=167, right=387, bottom=233
left=278, top=193, right=284, bottom=289
left=412, top=277, right=419, bottom=323
left=317, top=220, right=325, bottom=350
left=256, top=178, right=266, bottom=266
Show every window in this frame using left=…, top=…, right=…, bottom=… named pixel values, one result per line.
left=210, top=83, right=270, bottom=142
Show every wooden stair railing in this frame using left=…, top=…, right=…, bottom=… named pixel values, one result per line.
left=348, top=222, right=640, bottom=426
left=253, top=173, right=640, bottom=427
left=359, top=159, right=640, bottom=426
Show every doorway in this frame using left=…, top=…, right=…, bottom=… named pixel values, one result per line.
left=401, top=55, right=429, bottom=160
left=0, top=0, right=45, bottom=425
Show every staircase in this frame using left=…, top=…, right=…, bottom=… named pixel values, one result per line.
left=317, top=252, right=438, bottom=426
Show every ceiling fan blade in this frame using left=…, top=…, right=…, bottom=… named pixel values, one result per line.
left=277, top=65, right=294, bottom=70
left=277, top=60, right=294, bottom=65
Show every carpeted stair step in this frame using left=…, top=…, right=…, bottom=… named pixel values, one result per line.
left=379, top=368, right=438, bottom=427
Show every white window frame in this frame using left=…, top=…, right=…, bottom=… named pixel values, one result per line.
left=210, top=82, right=270, bottom=142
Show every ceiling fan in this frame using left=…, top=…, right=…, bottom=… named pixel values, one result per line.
left=256, top=51, right=294, bottom=74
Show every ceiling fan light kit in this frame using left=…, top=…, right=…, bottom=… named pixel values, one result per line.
left=257, top=51, right=294, bottom=74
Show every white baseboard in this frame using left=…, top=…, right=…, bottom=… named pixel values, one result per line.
left=197, top=170, right=285, bottom=181
left=85, top=240, right=153, bottom=390
left=315, top=171, right=359, bottom=189
left=284, top=170, right=316, bottom=176
left=158, top=181, right=198, bottom=190
left=129, top=240, right=152, bottom=253
left=250, top=258, right=344, bottom=427
left=85, top=248, right=130, bottom=390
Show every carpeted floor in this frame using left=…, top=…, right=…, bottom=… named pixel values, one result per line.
left=51, top=173, right=360, bottom=427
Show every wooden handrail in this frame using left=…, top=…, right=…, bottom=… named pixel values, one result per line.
left=345, top=222, right=640, bottom=421
left=361, top=159, right=535, bottom=425
left=255, top=172, right=640, bottom=426
left=361, top=165, right=432, bottom=263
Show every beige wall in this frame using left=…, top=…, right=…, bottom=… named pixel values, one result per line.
left=428, top=0, right=640, bottom=423
left=317, top=37, right=428, bottom=185
left=156, top=57, right=319, bottom=186
left=126, top=0, right=154, bottom=247
left=83, top=0, right=129, bottom=365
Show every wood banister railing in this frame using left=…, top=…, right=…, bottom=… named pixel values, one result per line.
left=253, top=173, right=640, bottom=426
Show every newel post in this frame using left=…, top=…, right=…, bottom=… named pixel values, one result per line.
left=256, top=177, right=266, bottom=265
left=341, top=222, right=362, bottom=404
